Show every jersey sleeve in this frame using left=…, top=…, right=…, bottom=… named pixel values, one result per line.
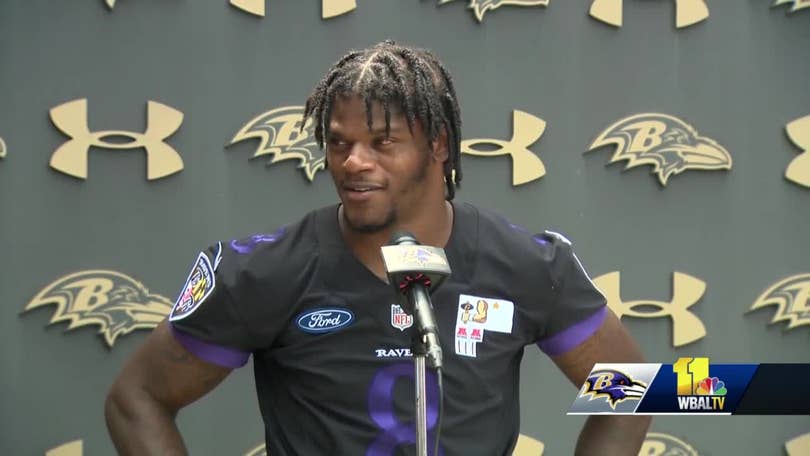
left=534, top=231, right=607, bottom=356
left=168, top=241, right=255, bottom=368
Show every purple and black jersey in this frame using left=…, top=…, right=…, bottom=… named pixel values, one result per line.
left=169, top=202, right=607, bottom=456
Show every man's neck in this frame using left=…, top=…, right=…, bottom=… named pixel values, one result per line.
left=338, top=201, right=454, bottom=281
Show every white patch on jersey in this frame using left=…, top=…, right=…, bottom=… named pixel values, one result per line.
left=454, top=294, right=515, bottom=358
left=169, top=252, right=216, bottom=321
left=390, top=304, right=413, bottom=331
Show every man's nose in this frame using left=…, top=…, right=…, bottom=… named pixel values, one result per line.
left=342, top=143, right=375, bottom=173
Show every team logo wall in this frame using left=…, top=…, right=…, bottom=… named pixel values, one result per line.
left=786, top=433, right=810, bottom=456
left=774, top=0, right=810, bottom=13
left=594, top=271, right=707, bottom=347
left=461, top=110, right=547, bottom=185
left=390, top=304, right=413, bottom=331
left=587, top=113, right=732, bottom=186
left=230, top=0, right=356, bottom=18
left=454, top=294, right=514, bottom=357
left=49, top=98, right=184, bottom=180
left=232, top=106, right=546, bottom=186
left=748, top=273, right=810, bottom=330
left=784, top=115, right=810, bottom=188
left=640, top=432, right=699, bottom=456
left=568, top=363, right=657, bottom=413
left=0, top=135, right=6, bottom=158
left=23, top=270, right=173, bottom=347
left=229, top=106, right=324, bottom=181
left=438, top=0, right=549, bottom=22
left=243, top=435, right=545, bottom=455
left=589, top=0, right=709, bottom=28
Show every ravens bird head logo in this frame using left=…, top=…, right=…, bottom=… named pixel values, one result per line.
left=0, top=136, right=6, bottom=158
left=773, top=0, right=810, bottom=13
left=580, top=369, right=647, bottom=409
left=228, top=106, right=325, bottom=182
left=748, top=273, right=810, bottom=330
left=23, top=270, right=173, bottom=347
left=439, top=0, right=549, bottom=22
left=588, top=113, right=732, bottom=186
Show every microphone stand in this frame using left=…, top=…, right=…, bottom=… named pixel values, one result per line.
left=412, top=334, right=429, bottom=456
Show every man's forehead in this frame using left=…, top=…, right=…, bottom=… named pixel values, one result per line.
left=329, top=95, right=407, bottom=129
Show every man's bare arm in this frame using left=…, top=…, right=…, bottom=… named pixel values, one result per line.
left=104, top=320, right=232, bottom=455
left=551, top=309, right=652, bottom=456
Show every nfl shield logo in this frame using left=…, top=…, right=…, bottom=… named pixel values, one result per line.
left=391, top=304, right=413, bottom=331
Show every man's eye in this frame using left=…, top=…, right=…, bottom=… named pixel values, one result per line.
left=376, top=138, right=394, bottom=146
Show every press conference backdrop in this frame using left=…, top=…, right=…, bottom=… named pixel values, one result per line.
left=1, top=1, right=808, bottom=455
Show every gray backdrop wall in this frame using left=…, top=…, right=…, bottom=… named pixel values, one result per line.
left=1, top=0, right=808, bottom=455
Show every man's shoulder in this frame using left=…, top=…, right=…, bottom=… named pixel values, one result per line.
left=224, top=205, right=333, bottom=263
left=460, top=202, right=573, bottom=262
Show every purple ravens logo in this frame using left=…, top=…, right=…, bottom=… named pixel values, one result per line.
left=580, top=369, right=647, bottom=409
left=23, top=270, right=172, bottom=347
left=228, top=106, right=325, bottom=182
left=587, top=113, right=732, bottom=186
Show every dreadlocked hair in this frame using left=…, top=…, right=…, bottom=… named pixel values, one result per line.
left=303, top=40, right=463, bottom=200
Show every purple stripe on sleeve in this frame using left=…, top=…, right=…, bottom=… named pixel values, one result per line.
left=170, top=325, right=250, bottom=368
left=537, top=306, right=607, bottom=356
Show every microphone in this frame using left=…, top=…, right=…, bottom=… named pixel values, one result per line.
left=380, top=231, right=451, bottom=370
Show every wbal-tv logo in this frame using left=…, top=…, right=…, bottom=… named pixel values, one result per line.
left=588, top=113, right=732, bottom=186
left=673, top=357, right=727, bottom=411
left=438, top=0, right=549, bottom=22
left=23, top=270, right=172, bottom=347
left=231, top=106, right=547, bottom=186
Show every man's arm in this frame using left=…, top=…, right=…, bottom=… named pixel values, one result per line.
left=551, top=309, right=652, bottom=456
left=104, top=320, right=232, bottom=455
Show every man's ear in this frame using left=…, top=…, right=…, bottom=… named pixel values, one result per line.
left=431, top=129, right=449, bottom=163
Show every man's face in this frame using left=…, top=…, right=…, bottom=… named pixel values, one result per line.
left=326, top=95, right=444, bottom=233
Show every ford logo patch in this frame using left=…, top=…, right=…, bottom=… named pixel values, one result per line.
left=296, top=308, right=354, bottom=334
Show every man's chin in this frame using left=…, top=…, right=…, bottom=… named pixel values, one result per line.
left=343, top=212, right=396, bottom=234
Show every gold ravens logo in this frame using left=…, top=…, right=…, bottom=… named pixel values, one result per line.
left=229, top=106, right=325, bottom=182
left=438, top=0, right=549, bottom=22
left=23, top=270, right=173, bottom=347
left=587, top=113, right=732, bottom=186
left=0, top=136, right=6, bottom=158
left=785, top=115, right=810, bottom=188
left=773, top=0, right=810, bottom=13
left=748, top=273, right=810, bottom=331
left=641, top=433, right=699, bottom=456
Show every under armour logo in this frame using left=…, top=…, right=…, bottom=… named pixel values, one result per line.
left=49, top=99, right=184, bottom=180
left=230, top=0, right=356, bottom=18
left=785, top=115, right=810, bottom=188
left=589, top=0, right=709, bottom=28
left=0, top=136, right=6, bottom=158
left=593, top=271, right=707, bottom=347
left=461, top=110, right=547, bottom=186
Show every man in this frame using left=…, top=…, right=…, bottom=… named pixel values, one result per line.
left=105, top=40, right=651, bottom=455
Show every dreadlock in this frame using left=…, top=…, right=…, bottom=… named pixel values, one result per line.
left=303, top=40, right=463, bottom=200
